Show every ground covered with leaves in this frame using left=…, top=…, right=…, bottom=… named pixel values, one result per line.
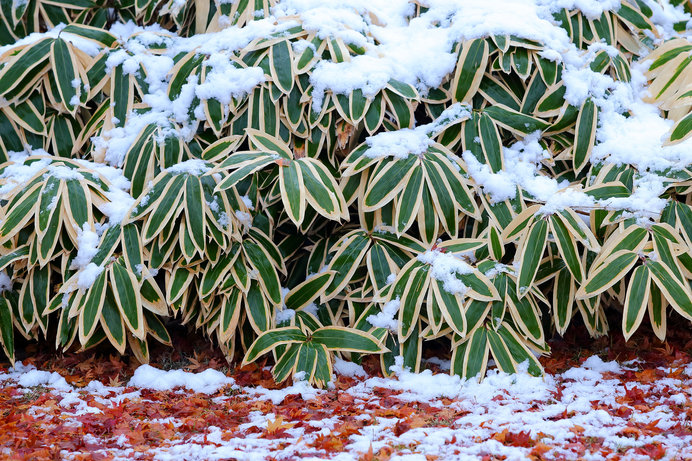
left=2, top=328, right=692, bottom=461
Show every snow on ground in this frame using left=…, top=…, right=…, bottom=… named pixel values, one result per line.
left=1, top=354, right=691, bottom=460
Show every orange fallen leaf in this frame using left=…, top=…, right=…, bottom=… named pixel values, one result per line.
left=570, top=425, right=585, bottom=434
left=360, top=442, right=374, bottom=461
left=635, top=369, right=657, bottom=383
left=619, top=427, right=641, bottom=439
left=266, top=416, right=295, bottom=434
left=530, top=442, right=551, bottom=459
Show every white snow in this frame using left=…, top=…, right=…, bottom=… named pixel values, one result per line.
left=76, top=263, right=105, bottom=291
left=0, top=150, right=52, bottom=197
left=275, top=308, right=296, bottom=324
left=0, top=23, right=105, bottom=58
left=70, top=224, right=101, bottom=271
left=165, top=159, right=211, bottom=176
left=364, top=129, right=433, bottom=159
left=367, top=298, right=400, bottom=331
left=363, top=103, right=470, bottom=159
left=0, top=272, right=11, bottom=292
left=128, top=364, right=237, bottom=394
left=333, top=357, right=368, bottom=378
left=69, top=224, right=105, bottom=290
left=0, top=362, right=71, bottom=392
left=418, top=250, right=474, bottom=296
left=245, top=378, right=323, bottom=405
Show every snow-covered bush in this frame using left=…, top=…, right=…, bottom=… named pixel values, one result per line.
left=0, top=0, right=690, bottom=387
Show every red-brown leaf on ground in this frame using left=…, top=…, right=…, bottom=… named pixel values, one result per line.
left=1, top=325, right=692, bottom=460
left=636, top=442, right=666, bottom=460
left=492, top=429, right=535, bottom=447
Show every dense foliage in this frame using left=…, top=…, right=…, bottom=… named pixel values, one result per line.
left=0, top=0, right=691, bottom=387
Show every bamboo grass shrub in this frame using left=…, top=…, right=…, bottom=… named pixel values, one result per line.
left=0, top=0, right=691, bottom=387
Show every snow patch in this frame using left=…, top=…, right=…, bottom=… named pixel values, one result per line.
left=128, top=365, right=236, bottom=394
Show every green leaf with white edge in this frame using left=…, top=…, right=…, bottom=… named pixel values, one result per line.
left=486, top=327, right=516, bottom=373
left=245, top=128, right=293, bottom=159
left=584, top=182, right=630, bottom=200
left=279, top=160, right=305, bottom=226
left=246, top=280, right=271, bottom=333
left=145, top=311, right=171, bottom=346
left=0, top=38, right=52, bottom=97
left=122, top=223, right=143, bottom=275
left=50, top=39, right=79, bottom=113
left=65, top=179, right=90, bottom=229
left=284, top=271, right=334, bottom=311
left=422, top=159, right=459, bottom=237
left=517, top=218, right=548, bottom=297
left=425, top=150, right=479, bottom=218
left=128, top=171, right=172, bottom=220
left=270, top=40, right=293, bottom=94
left=295, top=342, right=319, bottom=383
left=387, top=79, right=418, bottom=99
left=90, top=225, right=122, bottom=267
left=79, top=269, right=107, bottom=344
left=0, top=184, right=41, bottom=243
left=201, top=136, right=242, bottom=162
left=550, top=214, right=583, bottom=283
left=311, top=326, right=385, bottom=353
left=623, top=265, right=650, bottom=341
left=398, top=265, right=429, bottom=341
left=458, top=270, right=499, bottom=301
left=0, top=246, right=29, bottom=273
left=477, top=113, right=503, bottom=172
left=37, top=176, right=60, bottom=233
left=418, top=183, right=439, bottom=245
left=364, top=155, right=418, bottom=210
left=558, top=208, right=600, bottom=252
left=0, top=297, right=14, bottom=363
left=395, top=165, right=424, bottom=234
left=668, top=111, right=692, bottom=144
left=217, top=151, right=274, bottom=170
left=62, top=24, right=117, bottom=47
left=185, top=176, right=206, bottom=253
left=244, top=327, right=307, bottom=365
left=501, top=205, right=540, bottom=242
left=109, top=262, right=145, bottom=340
left=111, top=64, right=132, bottom=128
left=312, top=343, right=332, bottom=388
left=244, top=240, right=282, bottom=305
left=431, top=278, right=466, bottom=337
left=577, top=251, right=638, bottom=299
left=647, top=260, right=692, bottom=321
left=298, top=159, right=340, bottom=219
left=453, top=39, right=489, bottom=103
left=248, top=228, right=286, bottom=273
left=142, top=175, right=186, bottom=242
left=272, top=344, right=300, bottom=383
left=496, top=323, right=543, bottom=376
left=325, top=232, right=370, bottom=298
left=573, top=98, right=597, bottom=174
left=484, top=105, right=550, bottom=135
left=553, top=267, right=574, bottom=336
left=219, top=289, right=242, bottom=343
left=651, top=231, right=684, bottom=282
left=592, top=225, right=647, bottom=270
left=465, top=326, right=491, bottom=380
left=303, top=157, right=348, bottom=219
left=507, top=284, right=544, bottom=344
left=648, top=283, right=667, bottom=342
left=488, top=225, right=504, bottom=260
